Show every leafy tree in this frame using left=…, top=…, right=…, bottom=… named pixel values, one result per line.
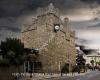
left=72, top=65, right=80, bottom=73
left=76, top=54, right=86, bottom=72
left=90, top=60, right=94, bottom=66
left=0, top=38, right=26, bottom=72
left=76, top=54, right=86, bottom=65
left=96, top=61, right=100, bottom=65
left=90, top=60, right=95, bottom=70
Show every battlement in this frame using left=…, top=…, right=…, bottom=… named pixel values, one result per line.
left=36, top=3, right=60, bottom=17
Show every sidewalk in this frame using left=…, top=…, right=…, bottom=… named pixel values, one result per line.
left=65, top=70, right=91, bottom=77
left=25, top=70, right=92, bottom=80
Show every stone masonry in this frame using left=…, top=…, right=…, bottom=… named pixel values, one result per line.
left=21, top=3, right=76, bottom=73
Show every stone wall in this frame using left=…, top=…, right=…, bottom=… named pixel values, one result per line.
left=21, top=3, right=76, bottom=73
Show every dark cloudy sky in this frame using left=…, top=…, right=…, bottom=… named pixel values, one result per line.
left=0, top=0, right=100, bottom=49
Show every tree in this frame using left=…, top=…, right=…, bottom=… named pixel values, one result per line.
left=76, top=54, right=86, bottom=72
left=0, top=38, right=25, bottom=72
left=72, top=65, right=80, bottom=73
left=90, top=60, right=95, bottom=70
left=90, top=60, right=94, bottom=66
left=61, top=63, right=69, bottom=74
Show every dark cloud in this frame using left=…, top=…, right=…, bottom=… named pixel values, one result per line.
left=0, top=17, right=21, bottom=32
left=0, top=33, right=2, bottom=37
left=0, top=0, right=100, bottom=49
left=0, top=0, right=100, bottom=17
left=0, top=0, right=95, bottom=17
left=88, top=22, right=100, bottom=28
left=80, top=0, right=100, bottom=4
left=76, top=44, right=97, bottom=55
left=0, top=0, right=29, bottom=17
left=0, top=8, right=7, bottom=17
left=0, top=0, right=52, bottom=17
left=82, top=49, right=97, bottom=55
left=71, top=20, right=100, bottom=30
left=6, top=27, right=20, bottom=32
left=0, top=0, right=88, bottom=35
left=0, top=26, right=20, bottom=32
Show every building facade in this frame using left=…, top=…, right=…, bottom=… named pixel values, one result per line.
left=21, top=3, right=76, bottom=73
left=84, top=53, right=100, bottom=66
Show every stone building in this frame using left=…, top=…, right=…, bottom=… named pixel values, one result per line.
left=21, top=3, right=76, bottom=73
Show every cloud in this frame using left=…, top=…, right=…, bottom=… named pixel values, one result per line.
left=0, top=33, right=2, bottom=37
left=88, top=22, right=100, bottom=29
left=0, top=0, right=100, bottom=49
left=80, top=0, right=100, bottom=4
left=82, top=49, right=97, bottom=55
left=0, top=17, right=21, bottom=32
left=0, top=0, right=98, bottom=17
left=77, top=30, right=100, bottom=39
left=6, top=27, right=20, bottom=32
left=0, top=26, right=20, bottom=32
left=76, top=30, right=100, bottom=49
left=0, top=0, right=30, bottom=17
left=75, top=37, right=89, bottom=45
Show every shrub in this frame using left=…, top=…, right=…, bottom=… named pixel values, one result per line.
left=61, top=63, right=69, bottom=73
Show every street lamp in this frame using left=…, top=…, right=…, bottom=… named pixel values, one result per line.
left=24, top=48, right=40, bottom=78
left=31, top=48, right=39, bottom=54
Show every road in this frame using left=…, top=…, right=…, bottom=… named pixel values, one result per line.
left=45, top=71, right=100, bottom=80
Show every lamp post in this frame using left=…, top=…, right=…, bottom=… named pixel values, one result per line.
left=27, top=48, right=39, bottom=78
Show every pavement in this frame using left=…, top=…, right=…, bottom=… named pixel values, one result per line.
left=24, top=70, right=92, bottom=80
left=43, top=70, right=100, bottom=80
left=75, top=70, right=100, bottom=80
left=21, top=70, right=100, bottom=80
